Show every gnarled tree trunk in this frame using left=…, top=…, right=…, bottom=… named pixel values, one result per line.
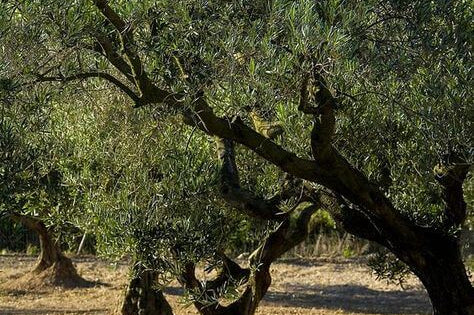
left=176, top=139, right=332, bottom=315
left=402, top=236, right=474, bottom=315
left=9, top=213, right=88, bottom=288
left=326, top=165, right=474, bottom=315
left=121, top=266, right=174, bottom=315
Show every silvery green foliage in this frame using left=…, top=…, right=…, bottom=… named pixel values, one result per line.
left=1, top=0, right=471, bottom=279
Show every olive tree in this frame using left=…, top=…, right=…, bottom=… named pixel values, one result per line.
left=49, top=87, right=333, bottom=314
left=0, top=80, right=88, bottom=287
left=1, top=1, right=472, bottom=314
left=48, top=91, right=179, bottom=314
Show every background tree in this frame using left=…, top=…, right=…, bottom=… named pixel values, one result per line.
left=0, top=79, right=89, bottom=288
left=45, top=88, right=233, bottom=314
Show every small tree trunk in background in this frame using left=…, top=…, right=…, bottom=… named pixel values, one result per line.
left=9, top=213, right=88, bottom=287
left=121, top=268, right=173, bottom=315
left=76, top=232, right=87, bottom=255
left=32, top=219, right=66, bottom=272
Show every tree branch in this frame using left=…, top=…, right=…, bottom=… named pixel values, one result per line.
left=319, top=191, right=386, bottom=244
left=92, top=1, right=160, bottom=102
left=434, top=162, right=471, bottom=227
left=92, top=0, right=130, bottom=36
left=216, top=137, right=288, bottom=221
left=178, top=262, right=202, bottom=292
left=35, top=72, right=142, bottom=105
left=300, top=71, right=336, bottom=161
left=186, top=100, right=323, bottom=181
left=86, top=2, right=423, bottom=247
left=248, top=202, right=322, bottom=268
left=93, top=34, right=135, bottom=82
left=203, top=252, right=250, bottom=293
left=184, top=98, right=421, bottom=246
left=8, top=212, right=44, bottom=235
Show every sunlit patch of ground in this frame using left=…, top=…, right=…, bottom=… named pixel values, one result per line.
left=0, top=255, right=432, bottom=315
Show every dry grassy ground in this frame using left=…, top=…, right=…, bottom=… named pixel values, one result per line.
left=0, top=255, right=432, bottom=315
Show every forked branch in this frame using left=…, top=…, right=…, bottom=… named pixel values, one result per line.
left=92, top=1, right=167, bottom=103
left=216, top=137, right=288, bottom=221
left=299, top=70, right=336, bottom=160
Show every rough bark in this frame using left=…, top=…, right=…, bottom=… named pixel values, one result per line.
left=434, top=162, right=470, bottom=228
left=318, top=185, right=474, bottom=315
left=216, top=137, right=286, bottom=221
left=121, top=267, right=174, bottom=315
left=179, top=201, right=323, bottom=315
left=400, top=235, right=474, bottom=315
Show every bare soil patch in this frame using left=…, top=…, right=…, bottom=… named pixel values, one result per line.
left=4, top=262, right=96, bottom=291
left=0, top=255, right=432, bottom=315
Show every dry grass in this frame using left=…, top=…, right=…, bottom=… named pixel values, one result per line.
left=0, top=255, right=432, bottom=315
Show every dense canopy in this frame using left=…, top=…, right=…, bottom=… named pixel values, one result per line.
left=0, top=1, right=472, bottom=315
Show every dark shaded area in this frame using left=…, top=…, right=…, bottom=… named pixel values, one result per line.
left=164, top=285, right=184, bottom=296
left=264, top=283, right=431, bottom=314
left=0, top=219, right=38, bottom=252
left=0, top=307, right=106, bottom=315
left=163, top=278, right=431, bottom=314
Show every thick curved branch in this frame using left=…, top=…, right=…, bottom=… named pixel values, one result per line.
left=434, top=163, right=471, bottom=227
left=178, top=262, right=225, bottom=314
left=178, top=260, right=249, bottom=315
left=216, top=137, right=288, bottom=221
left=249, top=202, right=321, bottom=267
left=35, top=72, right=141, bottom=104
left=92, top=1, right=163, bottom=103
left=299, top=71, right=336, bottom=160
left=204, top=252, right=250, bottom=293
left=8, top=212, right=45, bottom=234
left=86, top=3, right=423, bottom=247
left=183, top=203, right=323, bottom=315
left=85, top=0, right=427, bottom=252
left=186, top=99, right=420, bottom=245
left=189, top=101, right=325, bottom=182
left=318, top=191, right=386, bottom=244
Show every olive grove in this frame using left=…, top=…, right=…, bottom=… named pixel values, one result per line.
left=0, top=1, right=472, bottom=314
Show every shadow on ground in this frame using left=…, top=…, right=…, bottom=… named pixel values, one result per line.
left=264, top=283, right=431, bottom=314
left=164, top=283, right=431, bottom=314
left=0, top=307, right=106, bottom=315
